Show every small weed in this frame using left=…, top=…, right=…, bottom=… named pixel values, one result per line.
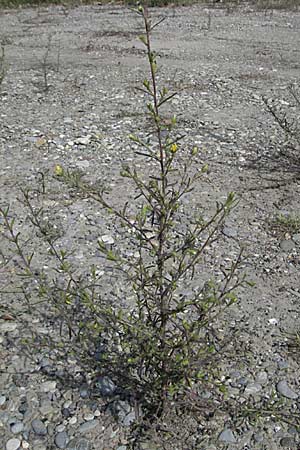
left=0, top=43, right=6, bottom=88
left=255, top=0, right=299, bottom=12
left=269, top=213, right=300, bottom=237
left=285, top=330, right=300, bottom=357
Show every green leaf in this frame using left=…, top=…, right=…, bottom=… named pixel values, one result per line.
left=107, top=250, right=118, bottom=261
left=139, top=35, right=148, bottom=46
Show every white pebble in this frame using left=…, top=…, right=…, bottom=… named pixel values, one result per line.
left=40, top=381, right=57, bottom=392
left=56, top=424, right=65, bottom=432
left=6, top=439, right=21, bottom=450
left=22, top=442, right=29, bottom=449
left=63, top=400, right=72, bottom=409
left=94, top=409, right=101, bottom=417
left=83, top=413, right=94, bottom=421
left=69, top=416, right=77, bottom=425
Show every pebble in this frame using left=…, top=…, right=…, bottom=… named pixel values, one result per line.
left=22, top=443, right=29, bottom=449
left=62, top=408, right=71, bottom=418
left=278, top=359, right=289, bottom=370
left=223, top=225, right=238, bottom=238
left=78, top=419, right=99, bottom=433
left=0, top=322, right=18, bottom=332
left=280, top=436, right=295, bottom=447
left=280, top=239, right=295, bottom=252
left=39, top=399, right=54, bottom=415
left=0, top=395, right=6, bottom=406
left=31, top=418, right=48, bottom=435
left=55, top=431, right=69, bottom=449
left=40, top=381, right=57, bottom=393
left=100, top=235, right=114, bottom=245
left=253, top=433, right=264, bottom=443
left=79, top=388, right=89, bottom=399
left=244, top=382, right=262, bottom=395
left=236, top=377, right=248, bottom=386
left=256, top=371, right=268, bottom=384
left=110, top=400, right=131, bottom=422
left=66, top=438, right=91, bottom=450
left=122, top=411, right=136, bottom=427
left=69, top=416, right=77, bottom=425
left=292, top=233, right=300, bottom=243
left=218, top=428, right=237, bottom=443
left=95, top=376, right=116, bottom=397
left=277, top=380, right=298, bottom=400
left=83, top=413, right=94, bottom=421
left=11, top=421, right=24, bottom=434
left=75, top=136, right=91, bottom=146
left=6, top=439, right=21, bottom=450
left=64, top=401, right=72, bottom=409
left=56, top=424, right=66, bottom=432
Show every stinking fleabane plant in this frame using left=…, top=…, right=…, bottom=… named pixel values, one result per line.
left=0, top=3, right=248, bottom=421
left=64, top=3, right=247, bottom=414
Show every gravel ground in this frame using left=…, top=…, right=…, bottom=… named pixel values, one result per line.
left=0, top=2, right=300, bottom=449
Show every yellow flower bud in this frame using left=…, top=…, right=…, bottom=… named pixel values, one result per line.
left=170, top=143, right=178, bottom=153
left=54, top=164, right=63, bottom=176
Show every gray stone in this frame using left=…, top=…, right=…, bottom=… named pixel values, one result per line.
left=40, top=381, right=56, bottom=393
left=18, top=401, right=28, bottom=415
left=252, top=433, right=264, bottom=443
left=237, top=377, right=248, bottom=386
left=280, top=239, right=295, bottom=252
left=139, top=444, right=159, bottom=450
left=280, top=437, right=296, bottom=447
left=6, top=439, right=21, bottom=450
left=278, top=359, right=289, bottom=370
left=100, top=235, right=114, bottom=245
left=244, top=382, right=262, bottom=396
left=66, top=438, right=91, bottom=450
left=10, top=421, right=24, bottom=434
left=62, top=408, right=71, bottom=418
left=95, top=376, right=116, bottom=397
left=277, top=380, right=298, bottom=400
left=75, top=136, right=91, bottom=146
left=200, top=390, right=212, bottom=399
left=79, top=388, right=89, bottom=399
left=218, top=428, right=237, bottom=443
left=0, top=322, right=18, bottom=332
left=117, top=447, right=127, bottom=450
left=122, top=411, right=136, bottom=427
left=83, top=413, right=94, bottom=421
left=78, top=419, right=99, bottom=433
left=55, top=431, right=69, bottom=449
left=31, top=418, right=47, bottom=436
left=255, top=371, right=268, bottom=384
left=292, top=233, right=300, bottom=243
left=39, top=399, right=54, bottom=415
left=0, top=395, right=6, bottom=406
left=223, top=226, right=238, bottom=238
left=110, top=399, right=131, bottom=422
